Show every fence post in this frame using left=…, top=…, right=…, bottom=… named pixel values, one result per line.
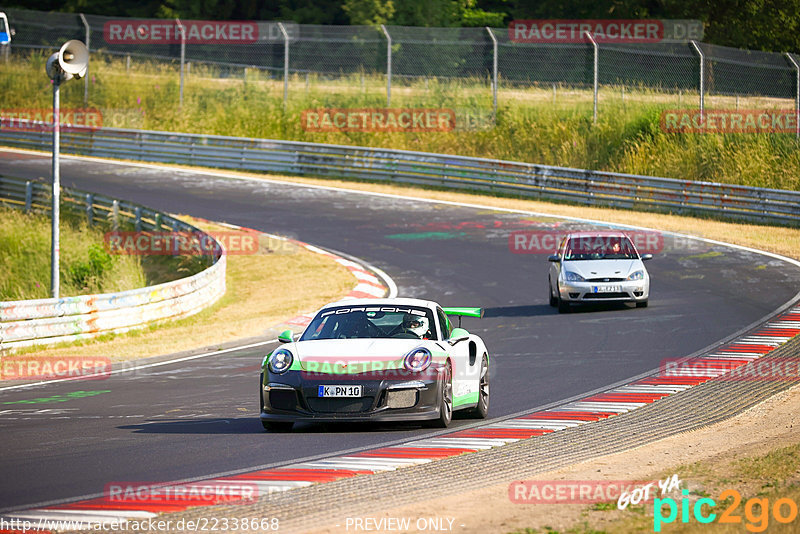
left=25, top=181, right=33, bottom=212
left=112, top=199, right=119, bottom=231
left=176, top=19, right=185, bottom=107
left=79, top=13, right=90, bottom=106
left=690, top=40, right=704, bottom=119
left=486, top=27, right=498, bottom=116
left=584, top=31, right=598, bottom=124
left=278, top=22, right=289, bottom=108
left=785, top=53, right=800, bottom=139
left=85, top=193, right=93, bottom=225
left=380, top=24, right=392, bottom=107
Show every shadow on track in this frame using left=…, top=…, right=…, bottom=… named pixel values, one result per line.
left=118, top=418, right=471, bottom=435
left=484, top=302, right=641, bottom=318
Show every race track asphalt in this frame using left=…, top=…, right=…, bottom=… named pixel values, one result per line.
left=1, top=151, right=798, bottom=511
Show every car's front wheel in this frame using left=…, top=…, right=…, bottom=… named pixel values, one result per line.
left=428, top=362, right=453, bottom=428
left=468, top=354, right=489, bottom=419
left=548, top=277, right=558, bottom=307
left=636, top=300, right=649, bottom=308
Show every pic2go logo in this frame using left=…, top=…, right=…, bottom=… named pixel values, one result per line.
left=654, top=489, right=799, bottom=532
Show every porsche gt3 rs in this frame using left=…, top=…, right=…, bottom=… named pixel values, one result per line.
left=260, top=298, right=489, bottom=431
left=548, top=230, right=652, bottom=313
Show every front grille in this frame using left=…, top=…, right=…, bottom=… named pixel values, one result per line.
left=584, top=292, right=629, bottom=299
left=306, top=397, right=375, bottom=413
left=586, top=277, right=625, bottom=282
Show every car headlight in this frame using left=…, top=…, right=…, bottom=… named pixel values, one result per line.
left=268, top=349, right=293, bottom=374
left=403, top=347, right=432, bottom=372
left=627, top=270, right=645, bottom=281
left=563, top=270, right=585, bottom=282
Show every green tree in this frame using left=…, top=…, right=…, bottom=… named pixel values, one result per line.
left=343, top=0, right=395, bottom=25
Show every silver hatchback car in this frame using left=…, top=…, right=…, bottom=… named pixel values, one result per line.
left=548, top=231, right=652, bottom=313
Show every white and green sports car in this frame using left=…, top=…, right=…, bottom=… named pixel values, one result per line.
left=260, top=298, right=489, bottom=431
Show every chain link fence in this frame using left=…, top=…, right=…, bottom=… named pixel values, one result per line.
left=1, top=7, right=799, bottom=129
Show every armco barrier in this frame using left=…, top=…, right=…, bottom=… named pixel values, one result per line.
left=1, top=123, right=798, bottom=225
left=0, top=176, right=226, bottom=352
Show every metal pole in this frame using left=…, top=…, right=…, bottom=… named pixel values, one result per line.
left=79, top=13, right=90, bottom=106
left=176, top=19, right=185, bottom=107
left=278, top=23, right=289, bottom=108
left=785, top=52, right=800, bottom=139
left=690, top=40, right=704, bottom=119
left=584, top=31, right=598, bottom=124
left=381, top=24, right=392, bottom=107
left=51, top=80, right=61, bottom=299
left=486, top=27, right=498, bottom=116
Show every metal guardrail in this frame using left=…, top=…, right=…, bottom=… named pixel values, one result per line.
left=1, top=123, right=798, bottom=226
left=0, top=176, right=226, bottom=352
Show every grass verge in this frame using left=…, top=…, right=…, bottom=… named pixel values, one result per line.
left=0, top=204, right=147, bottom=300
left=2, top=53, right=799, bottom=190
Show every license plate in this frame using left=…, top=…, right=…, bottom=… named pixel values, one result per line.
left=592, top=285, right=622, bottom=293
left=318, top=385, right=362, bottom=397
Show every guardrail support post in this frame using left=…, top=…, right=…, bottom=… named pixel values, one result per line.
left=85, top=193, right=93, bottom=225
left=112, top=199, right=119, bottom=231
left=486, top=27, right=498, bottom=117
left=154, top=212, right=162, bottom=231
left=786, top=53, right=800, bottom=139
left=176, top=19, right=185, bottom=107
left=584, top=31, right=599, bottom=124
left=381, top=24, right=392, bottom=107
left=691, top=40, right=705, bottom=119
left=79, top=13, right=90, bottom=106
left=134, top=206, right=142, bottom=231
left=278, top=23, right=289, bottom=108
left=25, top=181, right=32, bottom=212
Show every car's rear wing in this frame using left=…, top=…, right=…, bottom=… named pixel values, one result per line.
left=443, top=307, right=484, bottom=318
left=443, top=307, right=484, bottom=327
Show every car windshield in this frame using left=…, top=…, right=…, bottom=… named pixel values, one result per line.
left=300, top=305, right=438, bottom=341
left=564, top=235, right=638, bottom=260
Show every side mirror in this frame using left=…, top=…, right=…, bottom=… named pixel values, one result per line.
left=641, top=254, right=653, bottom=261
left=278, top=329, right=293, bottom=343
left=448, top=327, right=470, bottom=345
left=548, top=255, right=560, bottom=262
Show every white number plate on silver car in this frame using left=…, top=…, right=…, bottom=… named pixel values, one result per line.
left=592, top=285, right=622, bottom=293
left=318, top=385, right=362, bottom=397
